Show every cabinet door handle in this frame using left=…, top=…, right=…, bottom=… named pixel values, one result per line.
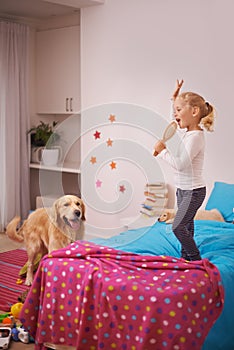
left=70, top=97, right=73, bottom=112
left=66, top=98, right=69, bottom=112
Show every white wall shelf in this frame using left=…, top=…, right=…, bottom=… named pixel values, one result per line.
left=30, top=161, right=81, bottom=174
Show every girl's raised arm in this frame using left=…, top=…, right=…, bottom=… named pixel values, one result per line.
left=171, top=79, right=184, bottom=101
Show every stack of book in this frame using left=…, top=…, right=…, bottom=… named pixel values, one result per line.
left=140, top=182, right=168, bottom=217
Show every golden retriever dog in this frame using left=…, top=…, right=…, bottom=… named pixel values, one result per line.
left=6, top=195, right=86, bottom=285
left=158, top=208, right=225, bottom=224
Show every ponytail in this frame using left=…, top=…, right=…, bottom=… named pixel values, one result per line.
left=200, top=102, right=215, bottom=132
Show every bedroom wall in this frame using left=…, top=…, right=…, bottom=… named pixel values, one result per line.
left=80, top=0, right=234, bottom=235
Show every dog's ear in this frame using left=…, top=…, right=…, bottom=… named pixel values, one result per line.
left=165, top=211, right=175, bottom=224
left=167, top=212, right=172, bottom=220
left=81, top=201, right=86, bottom=221
left=51, top=200, right=58, bottom=223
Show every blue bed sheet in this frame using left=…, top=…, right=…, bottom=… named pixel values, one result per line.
left=92, top=220, right=234, bottom=350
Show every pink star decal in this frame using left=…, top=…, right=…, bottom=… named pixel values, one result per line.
left=93, top=130, right=101, bottom=140
left=119, top=185, right=126, bottom=193
left=96, top=179, right=102, bottom=188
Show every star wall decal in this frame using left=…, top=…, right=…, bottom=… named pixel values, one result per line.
left=108, top=114, right=116, bottom=123
left=119, top=185, right=126, bottom=193
left=96, top=179, right=102, bottom=188
left=90, top=156, right=97, bottom=164
left=109, top=161, right=117, bottom=170
left=93, top=130, right=101, bottom=140
left=106, top=138, right=113, bottom=147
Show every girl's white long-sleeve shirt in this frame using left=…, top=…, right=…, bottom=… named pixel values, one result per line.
left=159, top=130, right=206, bottom=190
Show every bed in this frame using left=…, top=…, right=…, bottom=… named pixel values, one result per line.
left=20, top=181, right=234, bottom=350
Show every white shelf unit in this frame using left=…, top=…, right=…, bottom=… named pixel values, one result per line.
left=29, top=161, right=81, bottom=174
left=30, top=24, right=81, bottom=209
left=36, top=25, right=80, bottom=114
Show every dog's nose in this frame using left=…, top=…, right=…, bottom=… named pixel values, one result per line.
left=74, top=210, right=81, bottom=218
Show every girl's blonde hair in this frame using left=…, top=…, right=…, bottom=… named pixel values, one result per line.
left=178, top=92, right=215, bottom=132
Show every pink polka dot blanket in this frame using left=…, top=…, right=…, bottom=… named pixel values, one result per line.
left=20, top=241, right=224, bottom=350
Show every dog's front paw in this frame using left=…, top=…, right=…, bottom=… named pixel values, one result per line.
left=25, top=278, right=32, bottom=286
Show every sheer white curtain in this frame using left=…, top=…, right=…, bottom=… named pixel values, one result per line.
left=0, top=21, right=30, bottom=231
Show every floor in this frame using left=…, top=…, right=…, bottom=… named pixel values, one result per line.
left=0, top=232, right=75, bottom=350
left=0, top=231, right=24, bottom=253
left=5, top=336, right=35, bottom=349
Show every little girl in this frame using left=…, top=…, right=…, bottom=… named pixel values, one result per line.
left=154, top=80, right=215, bottom=261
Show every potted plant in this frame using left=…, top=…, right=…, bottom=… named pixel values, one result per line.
left=28, top=120, right=59, bottom=148
left=28, top=121, right=61, bottom=165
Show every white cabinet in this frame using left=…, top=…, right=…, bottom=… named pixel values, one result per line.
left=36, top=26, right=80, bottom=114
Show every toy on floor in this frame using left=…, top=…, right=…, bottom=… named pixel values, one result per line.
left=18, top=327, right=29, bottom=343
left=1, top=294, right=27, bottom=325
left=2, top=317, right=12, bottom=326
left=11, top=325, right=19, bottom=341
left=19, top=252, right=42, bottom=277
left=0, top=313, right=10, bottom=323
left=0, top=327, right=11, bottom=349
left=11, top=324, right=34, bottom=344
left=10, top=302, right=23, bottom=319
